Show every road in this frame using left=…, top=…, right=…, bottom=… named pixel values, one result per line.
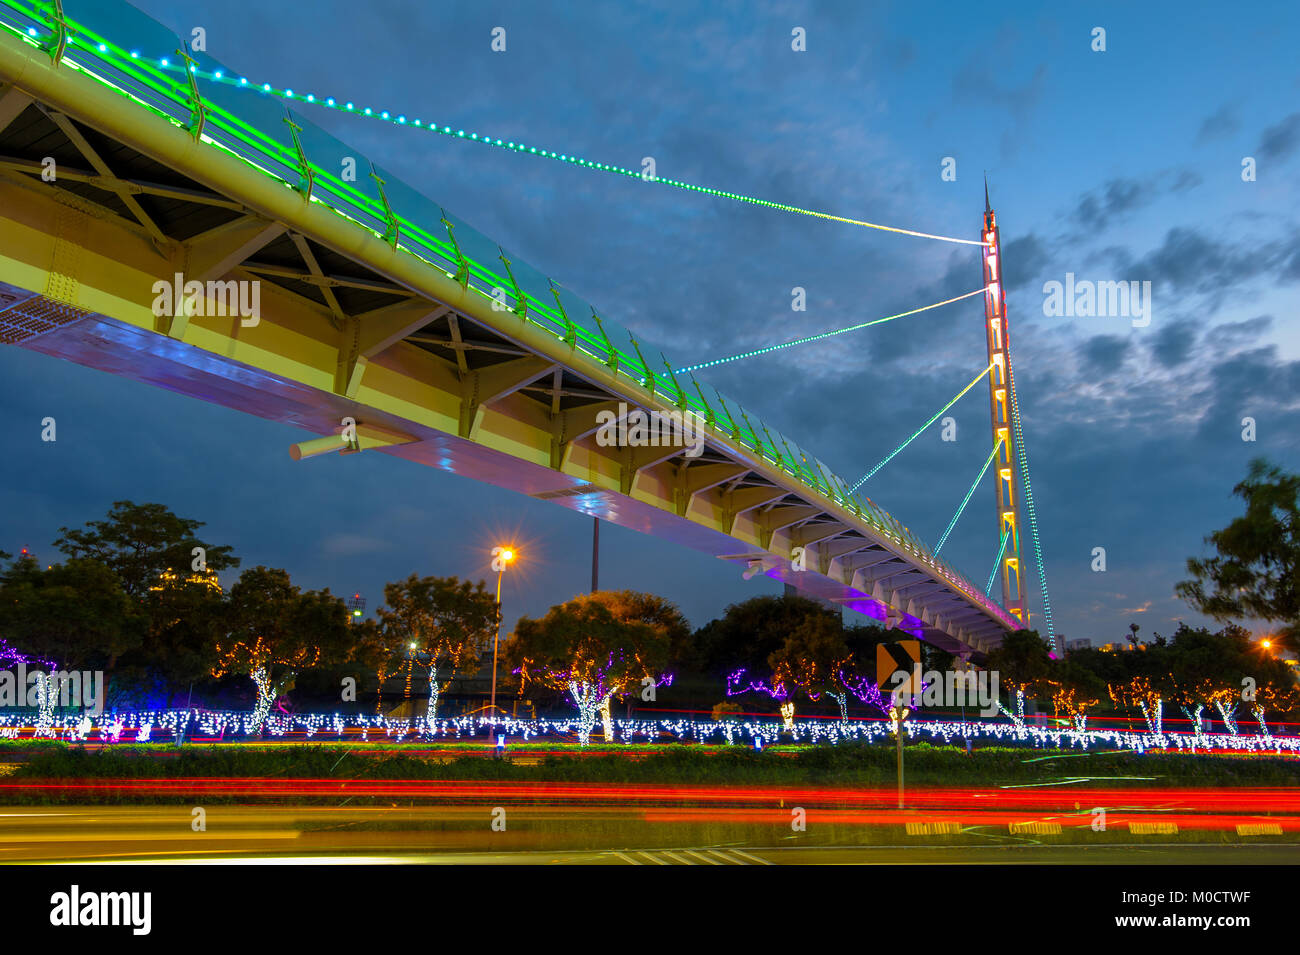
left=1, top=804, right=1297, bottom=863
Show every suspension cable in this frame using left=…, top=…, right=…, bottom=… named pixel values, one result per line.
left=1006, top=352, right=1055, bottom=648
left=986, top=529, right=1010, bottom=596
left=131, top=61, right=993, bottom=247
left=849, top=363, right=994, bottom=493
left=935, top=435, right=1003, bottom=556
left=676, top=289, right=985, bottom=374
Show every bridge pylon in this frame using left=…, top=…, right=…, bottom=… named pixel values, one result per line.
left=981, top=185, right=1025, bottom=625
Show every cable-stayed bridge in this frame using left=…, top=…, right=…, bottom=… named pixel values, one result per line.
left=0, top=0, right=1052, bottom=658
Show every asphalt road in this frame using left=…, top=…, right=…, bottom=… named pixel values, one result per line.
left=2, top=805, right=1296, bottom=864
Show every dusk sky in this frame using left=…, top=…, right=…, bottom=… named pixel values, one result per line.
left=3, top=0, right=1298, bottom=644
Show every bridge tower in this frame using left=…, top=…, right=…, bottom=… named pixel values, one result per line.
left=981, top=184, right=1025, bottom=624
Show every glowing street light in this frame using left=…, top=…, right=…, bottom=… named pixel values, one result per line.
left=488, top=545, right=517, bottom=721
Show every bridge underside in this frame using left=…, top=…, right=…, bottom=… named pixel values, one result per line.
left=0, top=47, right=1013, bottom=656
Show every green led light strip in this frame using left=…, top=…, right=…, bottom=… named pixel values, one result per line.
left=134, top=64, right=989, bottom=247
left=986, top=529, right=1010, bottom=596
left=1007, top=351, right=1055, bottom=647
left=849, top=363, right=994, bottom=493
left=676, top=288, right=984, bottom=374
left=934, top=435, right=1003, bottom=556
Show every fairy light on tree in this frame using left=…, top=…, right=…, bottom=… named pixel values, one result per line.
left=729, top=615, right=889, bottom=728
left=505, top=593, right=676, bottom=746
left=364, top=575, right=498, bottom=727
left=211, top=566, right=353, bottom=735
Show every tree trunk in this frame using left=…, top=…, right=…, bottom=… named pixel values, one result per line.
left=569, top=680, right=599, bottom=747
left=599, top=696, right=614, bottom=742
left=248, top=666, right=294, bottom=735
left=427, top=665, right=439, bottom=729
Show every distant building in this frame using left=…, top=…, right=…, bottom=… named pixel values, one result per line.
left=1064, top=638, right=1091, bottom=651
left=1098, top=641, right=1145, bottom=653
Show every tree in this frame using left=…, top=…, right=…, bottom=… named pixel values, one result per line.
left=1106, top=642, right=1175, bottom=736
left=1164, top=624, right=1252, bottom=740
left=211, top=566, right=354, bottom=733
left=0, top=555, right=141, bottom=671
left=505, top=593, right=674, bottom=746
left=984, top=629, right=1054, bottom=726
left=1177, top=459, right=1300, bottom=654
left=732, top=615, right=885, bottom=727
left=371, top=575, right=498, bottom=723
left=1045, top=659, right=1106, bottom=731
left=693, top=594, right=837, bottom=678
left=54, top=500, right=239, bottom=599
left=132, top=568, right=228, bottom=695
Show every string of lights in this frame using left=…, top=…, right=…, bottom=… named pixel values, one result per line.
left=1006, top=351, right=1055, bottom=647
left=849, top=362, right=994, bottom=493
left=0, top=709, right=1292, bottom=756
left=986, top=530, right=1010, bottom=596
left=675, top=288, right=985, bottom=374
left=935, top=435, right=1003, bottom=556
left=138, top=62, right=990, bottom=247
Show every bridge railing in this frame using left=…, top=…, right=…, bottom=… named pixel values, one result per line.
left=0, top=0, right=1017, bottom=631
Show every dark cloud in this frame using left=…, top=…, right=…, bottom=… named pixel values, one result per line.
left=1080, top=334, right=1130, bottom=374
left=1257, top=112, right=1300, bottom=161
left=1196, top=103, right=1239, bottom=144
left=1001, top=233, right=1052, bottom=290
left=1149, top=320, right=1198, bottom=368
left=1131, top=227, right=1286, bottom=298
left=1205, top=315, right=1274, bottom=348
left=952, top=61, right=1047, bottom=120
left=1070, top=170, right=1201, bottom=232
left=1072, top=178, right=1150, bottom=230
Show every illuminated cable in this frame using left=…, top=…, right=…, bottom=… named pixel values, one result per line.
left=849, top=363, right=994, bottom=493
left=1006, top=352, right=1055, bottom=648
left=934, top=436, right=1003, bottom=556
left=132, top=63, right=991, bottom=247
left=986, top=530, right=1010, bottom=596
left=675, top=288, right=985, bottom=374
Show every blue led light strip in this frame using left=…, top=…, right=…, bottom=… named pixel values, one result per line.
left=849, top=363, right=994, bottom=493
left=935, top=436, right=1003, bottom=556
left=986, top=530, right=1010, bottom=596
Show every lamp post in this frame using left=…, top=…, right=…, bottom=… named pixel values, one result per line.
left=889, top=702, right=910, bottom=810
left=488, top=545, right=516, bottom=723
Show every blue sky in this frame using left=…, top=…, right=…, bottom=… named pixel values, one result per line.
left=3, top=0, right=1298, bottom=645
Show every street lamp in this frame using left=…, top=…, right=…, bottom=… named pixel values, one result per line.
left=488, top=545, right=517, bottom=723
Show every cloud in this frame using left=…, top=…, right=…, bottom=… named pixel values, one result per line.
left=953, top=61, right=1047, bottom=120
left=1080, top=334, right=1130, bottom=374
left=1149, top=319, right=1198, bottom=368
left=1069, top=170, right=1201, bottom=232
left=1072, top=178, right=1151, bottom=230
left=1196, top=103, right=1239, bottom=143
left=1002, top=233, right=1052, bottom=290
left=1257, top=112, right=1300, bottom=161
